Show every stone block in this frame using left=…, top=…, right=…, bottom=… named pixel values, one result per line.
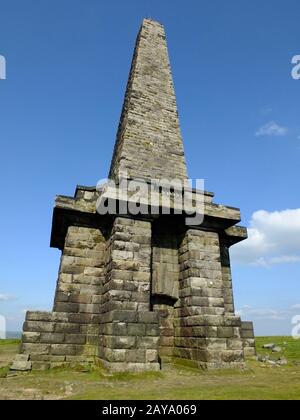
left=21, top=343, right=50, bottom=355
left=11, top=360, right=32, bottom=371
left=51, top=344, right=77, bottom=356
left=54, top=323, right=80, bottom=334
left=105, top=336, right=136, bottom=350
left=68, top=313, right=92, bottom=324
left=241, top=330, right=255, bottom=339
left=31, top=362, right=51, bottom=371
left=40, top=333, right=65, bottom=344
left=137, top=336, right=159, bottom=349
left=138, top=312, right=159, bottom=324
left=65, top=334, right=86, bottom=344
left=22, top=332, right=41, bottom=343
left=125, top=349, right=146, bottom=363
left=54, top=302, right=80, bottom=313
left=241, top=321, right=254, bottom=331
left=217, top=327, right=234, bottom=338
left=26, top=311, right=53, bottom=322
left=104, top=348, right=126, bottom=362
left=112, top=310, right=138, bottom=323
left=127, top=323, right=146, bottom=336
left=103, top=322, right=127, bottom=336
left=146, top=324, right=159, bottom=336
left=69, top=294, right=92, bottom=304
left=221, top=350, right=244, bottom=363
left=146, top=350, right=158, bottom=363
left=24, top=321, right=55, bottom=333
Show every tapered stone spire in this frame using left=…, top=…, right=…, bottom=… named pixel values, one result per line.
left=109, top=19, right=188, bottom=182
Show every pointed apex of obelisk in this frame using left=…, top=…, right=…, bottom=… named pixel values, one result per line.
left=109, top=19, right=188, bottom=183
left=141, top=17, right=164, bottom=27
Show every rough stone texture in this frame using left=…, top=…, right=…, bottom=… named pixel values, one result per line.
left=14, top=18, right=254, bottom=372
left=109, top=19, right=188, bottom=183
left=11, top=354, right=32, bottom=371
left=173, top=229, right=245, bottom=369
left=98, top=217, right=160, bottom=371
left=241, top=322, right=256, bottom=357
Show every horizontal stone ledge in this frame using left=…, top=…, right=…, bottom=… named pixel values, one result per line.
left=174, top=315, right=241, bottom=327
left=99, top=310, right=159, bottom=325
left=26, top=311, right=69, bottom=323
left=29, top=355, right=66, bottom=362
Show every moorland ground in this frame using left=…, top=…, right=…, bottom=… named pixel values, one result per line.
left=0, top=337, right=300, bottom=400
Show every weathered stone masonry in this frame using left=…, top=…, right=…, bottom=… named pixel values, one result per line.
left=13, top=19, right=255, bottom=372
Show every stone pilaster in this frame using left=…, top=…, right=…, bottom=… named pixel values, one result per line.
left=19, top=225, right=107, bottom=369
left=53, top=226, right=105, bottom=315
left=99, top=217, right=160, bottom=371
left=174, top=229, right=245, bottom=369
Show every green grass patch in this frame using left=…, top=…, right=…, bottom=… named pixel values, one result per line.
left=1, top=336, right=300, bottom=400
left=255, top=336, right=300, bottom=362
left=0, top=339, right=20, bottom=346
left=0, top=366, right=10, bottom=378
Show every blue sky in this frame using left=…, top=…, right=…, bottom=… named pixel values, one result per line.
left=0, top=0, right=299, bottom=336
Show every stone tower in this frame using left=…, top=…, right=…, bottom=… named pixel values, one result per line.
left=14, top=19, right=255, bottom=373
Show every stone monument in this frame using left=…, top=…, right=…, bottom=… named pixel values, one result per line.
left=13, top=19, right=255, bottom=373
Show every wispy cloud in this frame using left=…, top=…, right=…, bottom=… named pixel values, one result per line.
left=0, top=294, right=16, bottom=302
left=260, top=107, right=273, bottom=116
left=231, top=208, right=300, bottom=267
left=237, top=305, right=300, bottom=321
left=255, top=121, right=288, bottom=137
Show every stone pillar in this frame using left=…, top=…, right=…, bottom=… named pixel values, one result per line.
left=53, top=226, right=106, bottom=315
left=99, top=217, right=160, bottom=372
left=19, top=225, right=107, bottom=370
left=174, top=229, right=244, bottom=369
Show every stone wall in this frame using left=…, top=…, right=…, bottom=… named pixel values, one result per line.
left=17, top=218, right=253, bottom=371
left=21, top=311, right=100, bottom=370
left=19, top=217, right=161, bottom=372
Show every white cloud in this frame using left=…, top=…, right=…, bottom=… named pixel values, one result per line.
left=0, top=294, right=16, bottom=302
left=255, top=121, right=288, bottom=137
left=231, top=209, right=300, bottom=267
left=291, top=304, right=300, bottom=310
left=237, top=305, right=296, bottom=321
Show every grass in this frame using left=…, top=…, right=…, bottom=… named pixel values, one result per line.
left=0, top=337, right=300, bottom=400
left=255, top=336, right=300, bottom=362
left=0, top=339, right=21, bottom=346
